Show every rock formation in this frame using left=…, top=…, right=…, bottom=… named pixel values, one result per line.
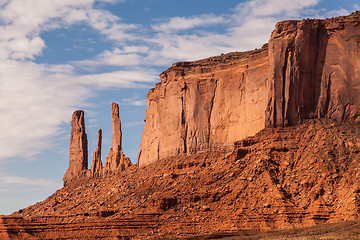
left=10, top=118, right=360, bottom=239
left=63, top=110, right=88, bottom=185
left=4, top=12, right=360, bottom=240
left=138, top=48, right=269, bottom=167
left=266, top=16, right=360, bottom=127
left=63, top=103, right=131, bottom=185
left=103, top=102, right=131, bottom=175
left=138, top=13, right=360, bottom=167
left=90, top=129, right=103, bottom=177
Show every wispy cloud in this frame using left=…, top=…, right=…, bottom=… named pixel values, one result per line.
left=0, top=171, right=61, bottom=214
left=0, top=0, right=154, bottom=161
left=0, top=172, right=61, bottom=191
left=152, top=14, right=226, bottom=32
left=75, top=48, right=145, bottom=67
left=122, top=97, right=147, bottom=106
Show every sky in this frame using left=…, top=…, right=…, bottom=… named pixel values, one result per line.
left=0, top=0, right=358, bottom=215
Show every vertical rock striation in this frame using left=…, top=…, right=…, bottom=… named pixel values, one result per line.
left=90, top=129, right=103, bottom=177
left=266, top=16, right=360, bottom=127
left=138, top=13, right=360, bottom=167
left=63, top=110, right=88, bottom=185
left=138, top=48, right=270, bottom=167
left=104, top=102, right=131, bottom=175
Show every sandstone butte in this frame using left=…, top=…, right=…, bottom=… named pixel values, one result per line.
left=138, top=12, right=360, bottom=167
left=1, top=11, right=360, bottom=240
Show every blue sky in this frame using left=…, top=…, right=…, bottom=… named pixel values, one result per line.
left=0, top=0, right=358, bottom=215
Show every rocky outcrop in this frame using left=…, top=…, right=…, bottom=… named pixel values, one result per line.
left=138, top=48, right=270, bottom=167
left=103, top=102, right=131, bottom=175
left=63, top=110, right=88, bottom=185
left=138, top=12, right=360, bottom=167
left=63, top=103, right=132, bottom=185
left=12, top=119, right=360, bottom=239
left=90, top=129, right=103, bottom=177
left=266, top=15, right=360, bottom=127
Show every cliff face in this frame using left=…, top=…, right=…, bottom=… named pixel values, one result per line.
left=138, top=13, right=360, bottom=167
left=267, top=16, right=360, bottom=127
left=138, top=48, right=270, bottom=167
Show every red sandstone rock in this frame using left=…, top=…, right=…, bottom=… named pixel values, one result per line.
left=138, top=14, right=360, bottom=167
left=5, top=12, right=360, bottom=240
left=90, top=129, right=103, bottom=177
left=63, top=110, right=88, bottom=185
left=138, top=48, right=269, bottom=167
left=104, top=102, right=131, bottom=174
left=11, top=119, right=360, bottom=239
left=266, top=17, right=360, bottom=127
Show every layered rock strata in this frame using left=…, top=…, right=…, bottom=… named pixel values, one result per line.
left=138, top=13, right=360, bottom=167
left=12, top=119, right=360, bottom=239
left=63, top=103, right=131, bottom=185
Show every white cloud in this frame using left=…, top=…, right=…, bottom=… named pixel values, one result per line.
left=124, top=121, right=144, bottom=127
left=0, top=59, right=157, bottom=161
left=322, top=8, right=351, bottom=18
left=76, top=48, right=144, bottom=67
left=234, top=0, right=320, bottom=18
left=0, top=0, right=137, bottom=61
left=152, top=14, right=226, bottom=32
left=0, top=171, right=61, bottom=214
left=0, top=61, right=88, bottom=160
left=143, top=0, right=325, bottom=64
left=0, top=172, right=60, bottom=190
left=78, top=70, right=158, bottom=88
left=122, top=97, right=147, bottom=106
left=0, top=0, right=153, bottom=162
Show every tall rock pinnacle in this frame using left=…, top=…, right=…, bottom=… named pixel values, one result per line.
left=112, top=102, right=122, bottom=153
left=63, top=110, right=88, bottom=185
left=104, top=102, right=131, bottom=175
left=90, top=129, right=103, bottom=177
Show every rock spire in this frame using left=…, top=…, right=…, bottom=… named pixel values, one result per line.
left=63, top=102, right=132, bottom=185
left=104, top=102, right=131, bottom=175
left=90, top=129, right=103, bottom=177
left=63, top=110, right=88, bottom=185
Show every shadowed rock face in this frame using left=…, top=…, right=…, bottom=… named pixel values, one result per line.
left=138, top=14, right=360, bottom=167
left=63, top=110, right=88, bottom=185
